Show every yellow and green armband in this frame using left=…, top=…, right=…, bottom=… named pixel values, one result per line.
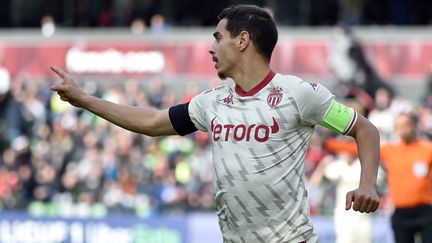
left=321, top=99, right=357, bottom=134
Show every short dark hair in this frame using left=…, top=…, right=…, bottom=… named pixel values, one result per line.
left=218, top=5, right=278, bottom=62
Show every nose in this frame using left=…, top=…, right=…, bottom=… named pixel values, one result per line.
left=208, top=48, right=215, bottom=56
left=208, top=42, right=215, bottom=55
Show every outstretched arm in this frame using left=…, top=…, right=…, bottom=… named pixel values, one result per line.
left=345, top=114, right=380, bottom=213
left=50, top=66, right=177, bottom=136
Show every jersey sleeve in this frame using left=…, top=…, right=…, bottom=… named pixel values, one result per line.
left=293, top=79, right=358, bottom=135
left=187, top=91, right=210, bottom=132
left=294, top=81, right=334, bottom=126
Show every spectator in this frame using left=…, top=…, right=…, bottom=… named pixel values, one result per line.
left=367, top=87, right=397, bottom=141
left=149, top=14, right=169, bottom=33
left=40, top=15, right=55, bottom=37
left=130, top=18, right=147, bottom=34
left=383, top=112, right=432, bottom=243
left=329, top=26, right=395, bottom=114
left=310, top=152, right=374, bottom=243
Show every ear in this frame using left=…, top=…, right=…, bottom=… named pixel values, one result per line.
left=238, top=31, right=250, bottom=52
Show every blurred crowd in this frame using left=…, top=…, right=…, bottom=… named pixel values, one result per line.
left=0, top=77, right=215, bottom=218
left=1, top=0, right=431, bottom=29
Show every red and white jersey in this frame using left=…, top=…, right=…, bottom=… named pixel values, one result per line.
left=188, top=71, right=333, bottom=242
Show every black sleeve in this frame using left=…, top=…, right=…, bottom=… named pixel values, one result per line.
left=168, top=102, right=198, bottom=136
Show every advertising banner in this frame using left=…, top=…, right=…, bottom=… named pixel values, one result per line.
left=0, top=212, right=394, bottom=243
left=0, top=212, right=187, bottom=243
left=0, top=39, right=430, bottom=81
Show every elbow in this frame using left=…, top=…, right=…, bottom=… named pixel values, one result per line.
left=145, top=130, right=161, bottom=137
left=132, top=109, right=173, bottom=137
left=135, top=117, right=164, bottom=137
left=355, top=121, right=380, bottom=143
left=373, top=125, right=380, bottom=144
left=135, top=123, right=159, bottom=137
left=366, top=122, right=379, bottom=138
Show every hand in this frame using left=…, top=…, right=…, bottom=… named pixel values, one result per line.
left=345, top=186, right=380, bottom=213
left=50, top=66, right=86, bottom=107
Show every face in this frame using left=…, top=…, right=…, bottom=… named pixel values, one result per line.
left=209, top=19, right=241, bottom=79
left=395, top=114, right=416, bottom=143
left=374, top=88, right=390, bottom=110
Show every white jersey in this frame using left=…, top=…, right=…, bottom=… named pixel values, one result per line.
left=188, top=71, right=334, bottom=242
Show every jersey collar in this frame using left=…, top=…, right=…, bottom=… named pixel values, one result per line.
left=234, top=70, right=276, bottom=97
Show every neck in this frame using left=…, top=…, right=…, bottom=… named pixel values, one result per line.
left=230, top=55, right=270, bottom=92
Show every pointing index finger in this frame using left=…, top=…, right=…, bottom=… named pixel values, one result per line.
left=50, top=65, right=67, bottom=79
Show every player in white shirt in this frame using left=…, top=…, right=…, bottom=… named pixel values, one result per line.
left=186, top=73, right=350, bottom=242
left=50, top=5, right=380, bottom=243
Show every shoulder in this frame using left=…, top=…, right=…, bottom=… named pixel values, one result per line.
left=275, top=74, right=326, bottom=95
left=199, top=84, right=231, bottom=97
left=191, top=84, right=230, bottom=101
left=189, top=83, right=232, bottom=109
left=273, top=74, right=304, bottom=88
left=417, top=140, right=432, bottom=150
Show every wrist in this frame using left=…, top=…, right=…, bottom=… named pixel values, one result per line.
left=359, top=181, right=377, bottom=189
left=78, top=93, right=92, bottom=108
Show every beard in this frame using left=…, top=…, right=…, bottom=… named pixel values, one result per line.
left=214, top=57, right=227, bottom=80
left=217, top=71, right=227, bottom=80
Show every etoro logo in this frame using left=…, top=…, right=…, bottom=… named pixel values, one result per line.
left=210, top=117, right=279, bottom=142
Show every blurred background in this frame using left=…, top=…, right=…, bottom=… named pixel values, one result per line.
left=0, top=0, right=431, bottom=242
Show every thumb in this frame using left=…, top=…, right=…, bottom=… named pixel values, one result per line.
left=50, top=83, right=66, bottom=92
left=345, top=191, right=355, bottom=210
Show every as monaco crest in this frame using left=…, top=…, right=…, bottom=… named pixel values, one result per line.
left=267, top=87, right=283, bottom=108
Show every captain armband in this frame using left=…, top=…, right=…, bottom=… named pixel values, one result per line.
left=321, top=99, right=358, bottom=135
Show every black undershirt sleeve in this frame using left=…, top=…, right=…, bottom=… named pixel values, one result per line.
left=168, top=102, right=198, bottom=136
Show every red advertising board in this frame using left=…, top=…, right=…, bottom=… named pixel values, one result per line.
left=0, top=39, right=431, bottom=81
